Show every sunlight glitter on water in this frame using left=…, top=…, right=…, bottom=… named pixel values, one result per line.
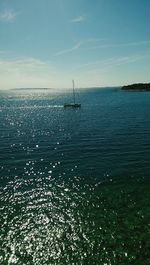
left=0, top=88, right=150, bottom=264
left=1, top=173, right=96, bottom=264
left=1, top=171, right=149, bottom=264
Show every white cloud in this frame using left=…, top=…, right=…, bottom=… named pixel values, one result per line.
left=70, top=15, right=86, bottom=23
left=1, top=46, right=150, bottom=90
left=0, top=58, right=48, bottom=73
left=0, top=57, right=57, bottom=89
left=53, top=41, right=83, bottom=56
left=0, top=9, right=17, bottom=22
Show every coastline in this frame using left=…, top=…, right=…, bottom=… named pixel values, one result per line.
left=122, top=83, right=150, bottom=91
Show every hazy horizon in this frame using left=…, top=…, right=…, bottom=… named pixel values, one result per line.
left=0, top=85, right=122, bottom=91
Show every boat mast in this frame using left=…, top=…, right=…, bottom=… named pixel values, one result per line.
left=72, top=79, right=75, bottom=104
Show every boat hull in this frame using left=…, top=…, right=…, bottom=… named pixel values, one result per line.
left=64, top=103, right=81, bottom=108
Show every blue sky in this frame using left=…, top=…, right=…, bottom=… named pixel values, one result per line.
left=0, top=0, right=150, bottom=89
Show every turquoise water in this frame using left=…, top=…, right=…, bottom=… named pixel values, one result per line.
left=0, top=88, right=149, bottom=264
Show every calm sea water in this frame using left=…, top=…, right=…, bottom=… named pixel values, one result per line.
left=0, top=87, right=149, bottom=265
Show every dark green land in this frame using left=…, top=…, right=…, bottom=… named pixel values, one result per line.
left=122, top=83, right=150, bottom=91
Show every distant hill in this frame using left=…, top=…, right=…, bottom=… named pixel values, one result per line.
left=122, top=83, right=150, bottom=91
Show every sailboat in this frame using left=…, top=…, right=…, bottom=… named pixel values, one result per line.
left=64, top=80, right=81, bottom=108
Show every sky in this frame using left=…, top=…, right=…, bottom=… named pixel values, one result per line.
left=0, top=0, right=150, bottom=89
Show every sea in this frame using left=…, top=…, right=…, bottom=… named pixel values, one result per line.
left=0, top=87, right=149, bottom=265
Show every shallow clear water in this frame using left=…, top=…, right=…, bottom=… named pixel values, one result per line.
left=0, top=88, right=149, bottom=264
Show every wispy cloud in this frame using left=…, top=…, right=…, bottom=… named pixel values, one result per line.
left=54, top=39, right=149, bottom=57
left=53, top=38, right=106, bottom=57
left=0, top=9, right=17, bottom=22
left=53, top=41, right=83, bottom=56
left=0, top=50, right=8, bottom=54
left=74, top=52, right=150, bottom=73
left=84, top=38, right=107, bottom=43
left=85, top=40, right=150, bottom=50
left=0, top=56, right=57, bottom=89
left=121, top=40, right=150, bottom=47
left=70, top=15, right=87, bottom=23
left=75, top=58, right=115, bottom=69
left=0, top=57, right=52, bottom=74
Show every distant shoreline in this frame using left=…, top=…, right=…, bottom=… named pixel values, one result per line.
left=12, top=87, right=51, bottom=90
left=122, top=83, right=150, bottom=91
